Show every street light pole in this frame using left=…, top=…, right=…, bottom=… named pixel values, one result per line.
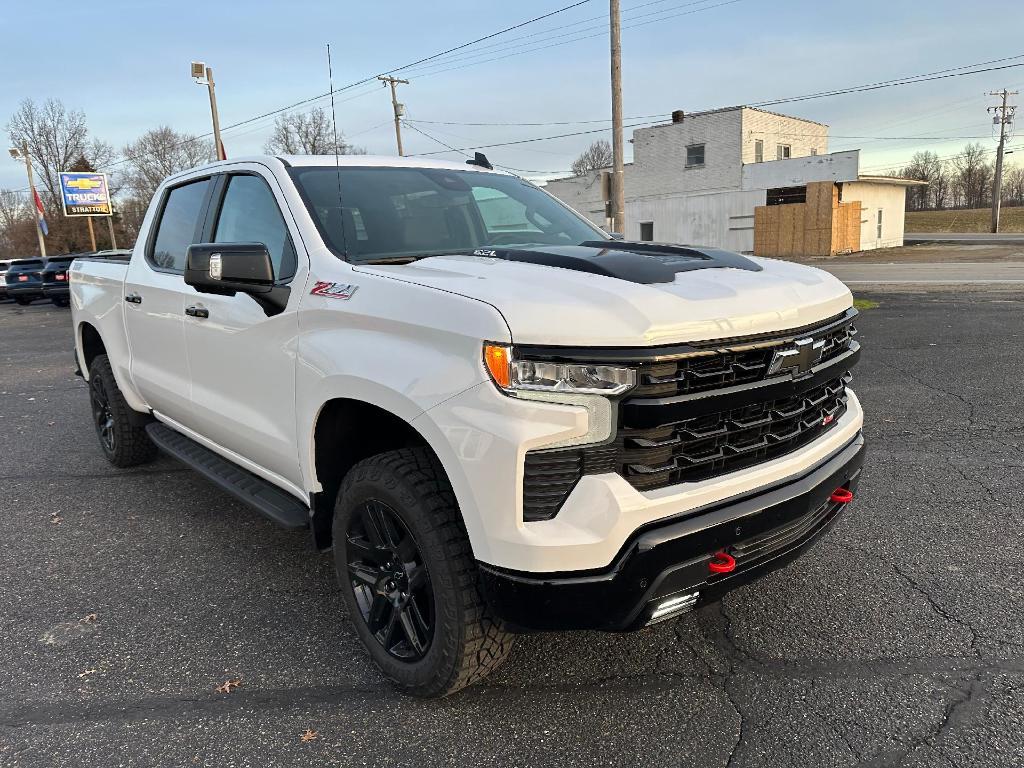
left=9, top=144, right=46, bottom=257
left=192, top=62, right=226, bottom=160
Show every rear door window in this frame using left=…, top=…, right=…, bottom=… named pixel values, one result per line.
left=149, top=178, right=211, bottom=272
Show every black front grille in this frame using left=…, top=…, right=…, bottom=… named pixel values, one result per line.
left=619, top=374, right=849, bottom=491
left=521, top=312, right=859, bottom=520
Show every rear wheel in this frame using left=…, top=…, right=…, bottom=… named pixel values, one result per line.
left=51, top=297, right=70, bottom=308
left=14, top=296, right=31, bottom=306
left=87, top=354, right=157, bottom=467
left=332, top=448, right=514, bottom=697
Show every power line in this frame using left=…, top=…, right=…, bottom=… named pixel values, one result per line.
left=750, top=54, right=1024, bottom=108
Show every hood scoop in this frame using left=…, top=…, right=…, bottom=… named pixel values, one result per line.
left=474, top=241, right=762, bottom=285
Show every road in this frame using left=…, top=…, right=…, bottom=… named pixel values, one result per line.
left=820, top=261, right=1024, bottom=285
left=2, top=293, right=1023, bottom=767
left=904, top=232, right=1024, bottom=246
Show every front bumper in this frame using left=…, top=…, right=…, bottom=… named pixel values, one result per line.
left=479, top=432, right=865, bottom=632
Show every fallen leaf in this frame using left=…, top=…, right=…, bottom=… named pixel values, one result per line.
left=78, top=669, right=97, bottom=678
left=50, top=516, right=62, bottom=525
left=215, top=679, right=241, bottom=694
left=300, top=729, right=318, bottom=743
left=81, top=613, right=97, bottom=624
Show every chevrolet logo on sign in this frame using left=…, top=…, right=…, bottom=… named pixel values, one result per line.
left=767, top=337, right=825, bottom=377
left=65, top=178, right=103, bottom=190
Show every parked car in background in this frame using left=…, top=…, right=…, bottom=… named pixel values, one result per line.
left=5, top=258, right=46, bottom=305
left=0, top=260, right=11, bottom=300
left=42, top=255, right=78, bottom=307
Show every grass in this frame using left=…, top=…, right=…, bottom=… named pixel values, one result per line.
left=853, top=298, right=880, bottom=310
left=905, top=206, right=1024, bottom=233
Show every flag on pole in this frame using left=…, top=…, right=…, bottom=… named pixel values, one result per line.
left=33, top=189, right=48, bottom=236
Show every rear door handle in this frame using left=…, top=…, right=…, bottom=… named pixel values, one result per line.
left=185, top=305, right=209, bottom=319
left=124, top=293, right=142, bottom=304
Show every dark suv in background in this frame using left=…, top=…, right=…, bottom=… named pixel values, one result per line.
left=41, top=255, right=77, bottom=307
left=5, top=259, right=45, bottom=305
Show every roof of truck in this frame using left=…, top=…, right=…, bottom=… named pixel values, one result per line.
left=175, top=155, right=511, bottom=179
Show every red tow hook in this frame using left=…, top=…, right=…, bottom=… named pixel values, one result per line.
left=831, top=488, right=854, bottom=504
left=708, top=551, right=736, bottom=574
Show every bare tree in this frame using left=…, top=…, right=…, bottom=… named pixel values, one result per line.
left=1005, top=164, right=1024, bottom=206
left=900, top=151, right=945, bottom=211
left=121, top=126, right=215, bottom=204
left=264, top=108, right=363, bottom=155
left=571, top=140, right=613, bottom=177
left=6, top=98, right=114, bottom=204
left=951, top=142, right=993, bottom=209
left=0, top=189, right=32, bottom=257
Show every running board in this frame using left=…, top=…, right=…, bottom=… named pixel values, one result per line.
left=146, top=423, right=309, bottom=530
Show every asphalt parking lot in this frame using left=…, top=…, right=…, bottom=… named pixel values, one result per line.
left=1, top=287, right=1022, bottom=767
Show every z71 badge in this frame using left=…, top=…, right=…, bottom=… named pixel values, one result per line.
left=310, top=281, right=358, bottom=300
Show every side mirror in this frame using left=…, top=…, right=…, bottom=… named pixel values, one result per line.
left=185, top=243, right=275, bottom=296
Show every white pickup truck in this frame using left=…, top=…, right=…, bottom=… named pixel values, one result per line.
left=71, top=154, right=864, bottom=696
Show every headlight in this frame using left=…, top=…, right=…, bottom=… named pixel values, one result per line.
left=483, top=343, right=636, bottom=395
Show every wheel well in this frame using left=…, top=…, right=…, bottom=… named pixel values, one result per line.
left=310, top=399, right=435, bottom=550
left=79, top=323, right=106, bottom=374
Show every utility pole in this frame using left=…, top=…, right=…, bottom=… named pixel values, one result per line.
left=378, top=75, right=410, bottom=156
left=988, top=89, right=1018, bottom=233
left=9, top=144, right=46, bottom=257
left=192, top=62, right=226, bottom=160
left=609, top=0, right=626, bottom=235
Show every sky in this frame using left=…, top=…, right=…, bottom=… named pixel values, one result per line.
left=1, top=0, right=1022, bottom=192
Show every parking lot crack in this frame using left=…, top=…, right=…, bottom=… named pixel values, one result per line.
left=891, top=563, right=983, bottom=659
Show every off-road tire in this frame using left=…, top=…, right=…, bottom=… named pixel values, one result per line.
left=87, top=354, right=157, bottom=468
left=332, top=448, right=514, bottom=697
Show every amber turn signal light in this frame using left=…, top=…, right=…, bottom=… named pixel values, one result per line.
left=483, top=343, right=511, bottom=389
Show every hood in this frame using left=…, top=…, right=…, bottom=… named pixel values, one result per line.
left=353, top=244, right=852, bottom=347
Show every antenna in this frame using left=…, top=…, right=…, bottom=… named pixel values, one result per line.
left=326, top=43, right=350, bottom=257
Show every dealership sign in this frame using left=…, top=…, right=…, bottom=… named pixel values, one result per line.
left=58, top=172, right=112, bottom=216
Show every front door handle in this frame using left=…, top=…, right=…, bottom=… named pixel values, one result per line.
left=185, top=305, right=209, bottom=319
left=124, top=293, right=142, bottom=304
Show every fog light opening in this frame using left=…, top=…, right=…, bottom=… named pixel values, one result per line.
left=649, top=591, right=700, bottom=624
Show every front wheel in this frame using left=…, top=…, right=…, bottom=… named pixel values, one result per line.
left=51, top=297, right=70, bottom=308
left=332, top=448, right=514, bottom=697
left=87, top=354, right=157, bottom=467
left=14, top=296, right=32, bottom=306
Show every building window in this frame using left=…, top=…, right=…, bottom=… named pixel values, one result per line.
left=640, top=221, right=654, bottom=241
left=754, top=140, right=763, bottom=163
left=685, top=144, right=705, bottom=168
left=777, top=144, right=791, bottom=160
left=766, top=186, right=807, bottom=206
left=810, top=148, right=818, bottom=156
left=877, top=209, right=883, bottom=239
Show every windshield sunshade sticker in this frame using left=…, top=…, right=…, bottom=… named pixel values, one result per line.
left=311, top=281, right=358, bottom=300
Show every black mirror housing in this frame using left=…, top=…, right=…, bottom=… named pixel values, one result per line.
left=185, top=243, right=275, bottom=296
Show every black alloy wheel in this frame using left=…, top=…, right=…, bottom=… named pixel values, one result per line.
left=89, top=374, right=116, bottom=454
left=345, top=499, right=434, bottom=661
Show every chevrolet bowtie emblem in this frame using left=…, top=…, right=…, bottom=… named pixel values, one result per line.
left=768, top=337, right=825, bottom=377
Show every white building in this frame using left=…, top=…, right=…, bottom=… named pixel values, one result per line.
left=544, top=106, right=923, bottom=255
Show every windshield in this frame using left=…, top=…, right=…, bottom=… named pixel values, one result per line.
left=290, top=166, right=606, bottom=264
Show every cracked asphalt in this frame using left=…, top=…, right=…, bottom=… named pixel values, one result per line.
left=1, top=288, right=1022, bottom=767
